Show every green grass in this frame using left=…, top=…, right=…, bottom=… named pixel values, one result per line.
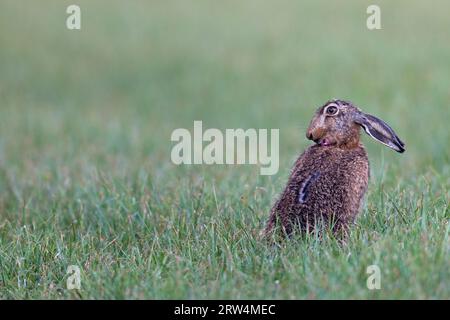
left=0, top=0, right=449, bottom=299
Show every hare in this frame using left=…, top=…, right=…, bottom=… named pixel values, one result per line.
left=264, top=99, right=405, bottom=238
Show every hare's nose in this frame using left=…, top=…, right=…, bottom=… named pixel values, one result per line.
left=306, top=132, right=314, bottom=140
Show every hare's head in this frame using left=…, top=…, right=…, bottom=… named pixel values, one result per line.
left=306, top=99, right=405, bottom=152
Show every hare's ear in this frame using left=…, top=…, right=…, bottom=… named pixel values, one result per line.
left=354, top=113, right=405, bottom=153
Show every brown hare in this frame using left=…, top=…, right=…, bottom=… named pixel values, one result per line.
left=264, top=99, right=405, bottom=238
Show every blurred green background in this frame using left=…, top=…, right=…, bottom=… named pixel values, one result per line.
left=1, top=0, right=449, bottom=173
left=0, top=0, right=448, bottom=299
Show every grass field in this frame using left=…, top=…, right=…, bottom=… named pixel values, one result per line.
left=0, top=0, right=448, bottom=299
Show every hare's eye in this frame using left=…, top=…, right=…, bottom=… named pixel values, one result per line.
left=325, top=105, right=338, bottom=116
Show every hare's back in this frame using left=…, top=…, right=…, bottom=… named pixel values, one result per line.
left=294, top=145, right=369, bottom=223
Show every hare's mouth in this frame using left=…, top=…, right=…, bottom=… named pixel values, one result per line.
left=318, top=137, right=336, bottom=147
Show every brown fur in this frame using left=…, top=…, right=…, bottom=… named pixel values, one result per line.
left=265, top=99, right=405, bottom=238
